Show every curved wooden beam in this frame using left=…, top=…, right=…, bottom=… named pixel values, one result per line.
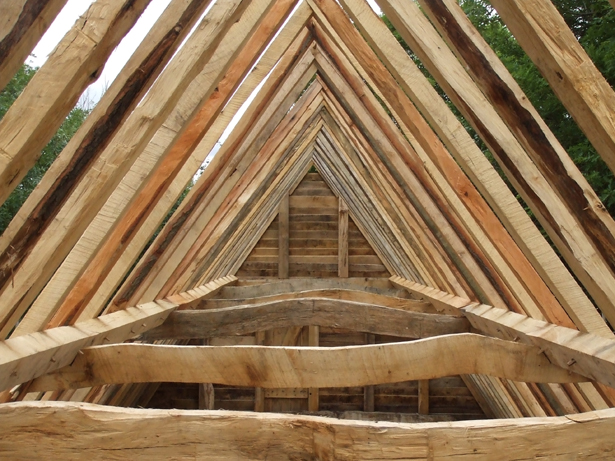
left=30, top=334, right=584, bottom=391
left=198, top=288, right=438, bottom=314
left=218, top=278, right=409, bottom=299
left=143, top=297, right=469, bottom=339
left=3, top=402, right=615, bottom=460
left=0, top=277, right=235, bottom=392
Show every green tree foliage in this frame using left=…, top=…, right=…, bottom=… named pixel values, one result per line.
left=0, top=64, right=90, bottom=233
left=459, top=0, right=615, bottom=216
left=383, top=1, right=615, bottom=217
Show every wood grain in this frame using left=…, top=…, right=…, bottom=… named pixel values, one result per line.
left=30, top=334, right=583, bottom=391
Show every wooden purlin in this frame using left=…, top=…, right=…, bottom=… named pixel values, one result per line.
left=0, top=0, right=250, bottom=338
left=336, top=0, right=610, bottom=337
left=378, top=0, right=615, bottom=327
left=393, top=276, right=612, bottom=410
left=308, top=1, right=569, bottom=326
left=141, top=297, right=470, bottom=340
left=0, top=276, right=235, bottom=393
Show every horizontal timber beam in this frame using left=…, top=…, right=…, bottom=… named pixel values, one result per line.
left=1, top=402, right=615, bottom=459
left=30, top=333, right=583, bottom=391
left=142, top=297, right=470, bottom=339
left=0, top=276, right=235, bottom=392
left=199, top=288, right=438, bottom=314
left=463, top=303, right=615, bottom=389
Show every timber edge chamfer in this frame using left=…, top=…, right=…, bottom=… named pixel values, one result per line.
left=2, top=0, right=615, bottom=458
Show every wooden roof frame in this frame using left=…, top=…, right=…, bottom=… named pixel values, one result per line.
left=2, top=0, right=615, bottom=457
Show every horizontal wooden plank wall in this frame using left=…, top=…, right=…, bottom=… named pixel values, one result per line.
left=239, top=170, right=390, bottom=278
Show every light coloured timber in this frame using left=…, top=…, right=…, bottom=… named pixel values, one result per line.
left=44, top=0, right=289, bottom=328
left=30, top=334, right=583, bottom=391
left=309, top=3, right=564, bottom=324
left=142, top=297, right=469, bottom=340
left=0, top=302, right=175, bottom=393
left=338, top=198, right=349, bottom=277
left=0, top=277, right=234, bottom=392
left=166, top=83, right=324, bottom=288
left=463, top=303, right=615, bottom=390
left=278, top=193, right=290, bottom=278
left=0, top=0, right=151, bottom=205
left=0, top=0, right=249, bottom=338
left=81, top=9, right=312, bottom=321
left=191, top=107, right=323, bottom=284
left=199, top=289, right=434, bottom=313
left=337, top=0, right=609, bottom=337
left=314, top=51, right=513, bottom=305
left=488, top=0, right=615, bottom=177
left=0, top=0, right=215, bottom=295
left=0, top=0, right=68, bottom=91
left=378, top=0, right=615, bottom=326
left=3, top=402, right=615, bottom=460
left=126, top=45, right=318, bottom=302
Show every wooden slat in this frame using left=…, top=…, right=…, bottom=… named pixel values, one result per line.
left=3, top=402, right=615, bottom=459
left=308, top=325, right=319, bottom=412
left=142, top=297, right=469, bottom=340
left=30, top=334, right=583, bottom=391
left=418, top=380, right=429, bottom=415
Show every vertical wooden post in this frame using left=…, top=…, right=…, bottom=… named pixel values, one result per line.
left=308, top=325, right=319, bottom=412
left=199, top=339, right=214, bottom=410
left=198, top=383, right=215, bottom=410
left=338, top=198, right=349, bottom=278
left=364, top=333, right=375, bottom=412
left=418, top=379, right=429, bottom=415
left=279, top=194, right=290, bottom=279
left=254, top=331, right=266, bottom=412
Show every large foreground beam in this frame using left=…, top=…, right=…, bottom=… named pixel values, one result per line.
left=0, top=276, right=235, bottom=392
left=143, top=297, right=469, bottom=340
left=30, top=334, right=583, bottom=391
left=1, top=402, right=615, bottom=460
